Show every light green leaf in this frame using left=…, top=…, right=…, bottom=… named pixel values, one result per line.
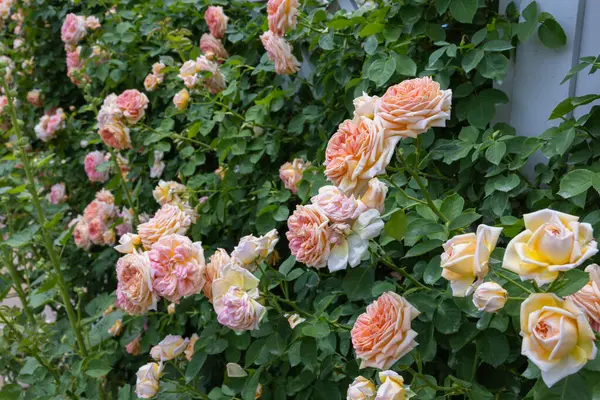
left=558, top=169, right=594, bottom=198
left=485, top=141, right=507, bottom=165
left=359, top=23, right=384, bottom=37
left=462, top=48, right=484, bottom=73
left=393, top=54, right=417, bottom=76
left=384, top=210, right=407, bottom=241
left=448, top=211, right=482, bottom=231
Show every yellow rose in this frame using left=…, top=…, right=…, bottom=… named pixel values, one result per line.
left=346, top=375, right=376, bottom=400
left=376, top=371, right=407, bottom=400
left=135, top=362, right=163, bottom=399
left=472, top=282, right=507, bottom=312
left=173, top=89, right=190, bottom=111
left=150, top=335, right=189, bottom=361
left=520, top=293, right=597, bottom=387
left=503, top=209, right=598, bottom=285
left=441, top=224, right=502, bottom=297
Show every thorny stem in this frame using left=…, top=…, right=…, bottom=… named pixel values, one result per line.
left=382, top=258, right=432, bottom=291
left=1, top=247, right=35, bottom=324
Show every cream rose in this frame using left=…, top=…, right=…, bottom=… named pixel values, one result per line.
left=231, top=229, right=279, bottom=270
left=472, top=282, right=507, bottom=312
left=178, top=60, right=199, bottom=88
left=441, top=224, right=502, bottom=297
left=520, top=293, right=597, bottom=387
left=376, top=371, right=409, bottom=400
left=378, top=77, right=452, bottom=138
left=353, top=92, right=379, bottom=120
left=135, top=362, right=162, bottom=399
left=98, top=118, right=132, bottom=150
left=347, top=376, right=376, bottom=400
left=503, top=209, right=598, bottom=285
left=173, top=89, right=190, bottom=111
left=260, top=31, right=300, bottom=76
left=114, top=233, right=141, bottom=254
left=267, top=0, right=299, bottom=36
left=203, top=248, right=231, bottom=302
left=150, top=335, right=189, bottom=361
left=279, top=158, right=311, bottom=194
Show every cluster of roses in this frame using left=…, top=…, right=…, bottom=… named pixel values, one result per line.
left=260, top=0, right=300, bottom=75
left=97, top=89, right=149, bottom=150
left=143, top=62, right=167, bottom=92
left=61, top=13, right=101, bottom=85
left=174, top=6, right=229, bottom=112
left=84, top=150, right=130, bottom=183
left=34, top=107, right=66, bottom=142
left=71, top=189, right=133, bottom=250
left=0, top=0, right=17, bottom=30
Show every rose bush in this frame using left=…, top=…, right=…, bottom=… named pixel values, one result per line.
left=3, top=0, right=600, bottom=399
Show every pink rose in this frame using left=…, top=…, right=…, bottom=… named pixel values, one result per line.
left=148, top=234, right=206, bottom=303
left=73, top=218, right=91, bottom=250
left=379, top=76, right=452, bottom=138
left=267, top=0, right=299, bottom=36
left=351, top=292, right=420, bottom=369
left=85, top=16, right=101, bottom=30
left=311, top=185, right=360, bottom=224
left=61, top=13, right=87, bottom=49
left=116, top=252, right=157, bottom=315
left=84, top=151, right=109, bottom=182
left=138, top=204, right=193, bottom=250
left=260, top=31, right=299, bottom=75
left=98, top=94, right=123, bottom=127
left=34, top=108, right=66, bottom=142
left=286, top=204, right=332, bottom=268
left=196, top=56, right=226, bottom=94
left=47, top=183, right=67, bottom=205
left=88, top=217, right=107, bottom=245
left=279, top=158, right=311, bottom=194
left=26, top=89, right=43, bottom=107
left=205, top=6, right=228, bottom=39
left=95, top=188, right=115, bottom=205
left=99, top=118, right=132, bottom=150
left=126, top=335, right=142, bottom=356
left=200, top=33, right=228, bottom=63
left=324, top=117, right=398, bottom=196
left=116, top=89, right=149, bottom=124
left=568, top=280, right=600, bottom=333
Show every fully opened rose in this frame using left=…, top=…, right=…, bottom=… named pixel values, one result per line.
left=286, top=204, right=332, bottom=268
left=267, top=0, right=299, bottom=36
left=503, top=209, right=598, bottom=285
left=567, top=272, right=600, bottom=332
left=116, top=252, right=157, bottom=315
left=138, top=203, right=193, bottom=249
left=520, top=293, right=597, bottom=387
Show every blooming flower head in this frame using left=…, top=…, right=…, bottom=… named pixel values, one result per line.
left=441, top=224, right=503, bottom=297
left=204, top=248, right=231, bottom=302
left=279, top=158, right=311, bottom=194
left=47, top=183, right=67, bottom=205
left=84, top=151, right=109, bottom=183
left=179, top=60, right=199, bottom=88
left=231, top=229, right=279, bottom=270
left=260, top=31, right=300, bottom=75
left=347, top=376, right=376, bottom=400
left=116, top=252, right=157, bottom=315
left=99, top=118, right=131, bottom=150
left=311, top=185, right=360, bottom=224
left=359, top=178, right=388, bottom=214
left=520, top=293, right=597, bottom=387
left=34, top=108, right=66, bottom=142
left=85, top=16, right=101, bottom=30
left=205, top=6, right=228, bottom=39
left=324, top=117, right=398, bottom=196
left=148, top=234, right=205, bottom=303
left=98, top=94, right=123, bottom=127
left=503, top=209, right=598, bottom=285
left=138, top=204, right=193, bottom=250
left=73, top=218, right=91, bottom=250
left=135, top=362, right=163, bottom=399
left=173, top=89, right=190, bottom=111
left=200, top=33, right=229, bottom=62
left=150, top=334, right=189, bottom=361
left=196, top=56, right=226, bottom=94
left=378, top=76, right=452, bottom=138
left=267, top=0, right=299, bottom=36
left=116, top=89, right=149, bottom=124
left=26, top=89, right=43, bottom=107
left=353, top=92, right=379, bottom=120
left=61, top=13, right=87, bottom=50
left=212, top=264, right=265, bottom=331
left=144, top=73, right=161, bottom=92
left=286, top=204, right=332, bottom=268
left=152, top=180, right=188, bottom=206
left=351, top=292, right=420, bottom=370
left=568, top=274, right=600, bottom=332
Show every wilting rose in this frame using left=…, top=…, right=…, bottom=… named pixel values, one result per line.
left=226, top=362, right=248, bottom=378
left=347, top=376, right=375, bottom=400
left=196, top=56, right=226, bottom=94
left=185, top=333, right=199, bottom=361
left=212, top=264, right=265, bottom=331
left=126, top=335, right=141, bottom=356
left=205, top=6, right=228, bottom=39
left=47, top=183, right=67, bottom=205
left=311, top=185, right=360, bottom=224
left=148, top=234, right=205, bottom=303
left=351, top=292, right=420, bottom=370
left=324, top=117, right=398, bottom=196
left=26, top=89, right=42, bottom=107
left=98, top=94, right=123, bottom=127
left=521, top=293, right=597, bottom=387
left=73, top=219, right=91, bottom=250
left=359, top=178, right=387, bottom=214
left=279, top=158, right=311, bottom=194
left=285, top=313, right=306, bottom=329
left=353, top=92, right=379, bottom=120
left=116, top=89, right=149, bottom=124
left=441, top=224, right=502, bottom=297
left=231, top=229, right=279, bottom=269
left=61, top=13, right=87, bottom=49
left=200, top=33, right=228, bottom=62
left=378, top=77, right=452, bottom=138
left=260, top=31, right=300, bottom=75
left=116, top=252, right=157, bottom=315
left=138, top=203, right=193, bottom=249
left=204, top=248, right=231, bottom=302
left=267, top=0, right=299, bottom=35
left=472, top=282, right=507, bottom=312
left=503, top=209, right=598, bottom=285
left=135, top=362, right=162, bottom=399
left=144, top=73, right=161, bottom=91
left=150, top=151, right=165, bottom=178
left=99, top=118, right=132, bottom=150
left=85, top=16, right=101, bottom=30
left=84, top=151, right=109, bottom=182
left=108, top=319, right=123, bottom=337
left=173, top=89, right=190, bottom=111
left=376, top=371, right=408, bottom=400
left=150, top=335, right=189, bottom=361
left=286, top=204, right=332, bottom=268
left=568, top=278, right=600, bottom=332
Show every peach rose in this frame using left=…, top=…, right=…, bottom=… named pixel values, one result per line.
left=279, top=158, right=311, bottom=194
left=35, top=108, right=66, bottom=142
left=311, top=185, right=360, bottom=224
left=173, top=89, right=190, bottom=111
left=47, top=183, right=67, bottom=205
left=267, top=0, right=299, bottom=36
left=178, top=59, right=199, bottom=88
left=108, top=319, right=123, bottom=337
left=150, top=334, right=189, bottom=361
left=148, top=234, right=205, bottom=303
left=324, top=117, right=399, bottom=196
left=205, top=6, right=228, bottom=39
left=200, top=33, right=229, bottom=62
left=73, top=218, right=91, bottom=250
left=359, top=178, right=388, bottom=214
left=99, top=118, right=132, bottom=150
left=85, top=16, right=101, bottom=30
left=98, top=94, right=123, bottom=127
left=260, top=31, right=300, bottom=75
left=347, top=376, right=375, bottom=400
left=26, top=89, right=42, bottom=107
left=286, top=204, right=332, bottom=268
left=441, top=224, right=502, bottom=297
left=472, top=282, right=507, bottom=312
left=351, top=292, right=420, bottom=370
left=204, top=248, right=231, bottom=302
left=138, top=204, right=193, bottom=249
left=152, top=62, right=166, bottom=75
left=568, top=278, right=600, bottom=333
left=126, top=335, right=141, bottom=356
left=185, top=333, right=199, bottom=361
left=231, top=229, right=279, bottom=270
left=520, top=293, right=597, bottom=387
left=116, top=89, right=149, bottom=124
left=196, top=56, right=226, bottom=94
left=84, top=151, right=109, bottom=182
left=212, top=264, right=266, bottom=331
left=61, top=13, right=87, bottom=49
left=378, top=77, right=452, bottom=138
left=116, top=252, right=157, bottom=315
left=144, top=73, right=161, bottom=91
left=135, top=362, right=162, bottom=399
left=503, top=209, right=598, bottom=285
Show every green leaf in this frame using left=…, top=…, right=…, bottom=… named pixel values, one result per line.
left=85, top=359, right=112, bottom=378
left=441, top=194, right=465, bottom=221
left=429, top=46, right=448, bottom=66
left=495, top=174, right=521, bottom=192
left=538, top=18, right=567, bottom=49
left=342, top=266, right=375, bottom=301
left=393, top=54, right=417, bottom=76
left=423, top=256, right=442, bottom=285
left=449, top=211, right=482, bottom=231
left=384, top=210, right=407, bottom=241
left=279, top=256, right=296, bottom=276
left=359, top=23, right=384, bottom=37
left=462, top=49, right=484, bottom=73
left=5, top=225, right=40, bottom=247
left=242, top=366, right=264, bottom=400
left=485, top=142, right=507, bottom=165
left=477, top=329, right=509, bottom=367
left=482, top=40, right=513, bottom=52
left=478, top=53, right=509, bottom=81
left=558, top=169, right=594, bottom=198
left=549, top=95, right=600, bottom=119
left=404, top=240, right=443, bottom=258
left=554, top=269, right=590, bottom=296
left=302, top=320, right=330, bottom=339
left=533, top=373, right=590, bottom=400
left=318, top=33, right=334, bottom=50
left=468, top=97, right=495, bottom=128
left=368, top=58, right=396, bottom=87
left=450, top=0, right=478, bottom=23
left=435, top=0, right=452, bottom=14
left=434, top=300, right=462, bottom=334
left=185, top=352, right=207, bottom=383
